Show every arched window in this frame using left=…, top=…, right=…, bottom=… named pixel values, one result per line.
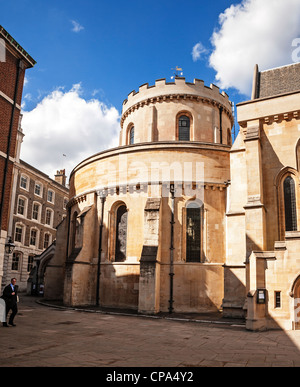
left=70, top=211, right=78, bottom=252
left=115, top=205, right=128, bottom=262
left=178, top=115, right=190, bottom=141
left=186, top=201, right=202, bottom=262
left=129, top=126, right=134, bottom=145
left=284, top=176, right=297, bottom=231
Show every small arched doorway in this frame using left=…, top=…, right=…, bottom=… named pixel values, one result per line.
left=293, top=276, right=300, bottom=330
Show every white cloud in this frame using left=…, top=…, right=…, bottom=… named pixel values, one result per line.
left=71, top=20, right=84, bottom=33
left=21, top=84, right=120, bottom=181
left=209, top=0, right=300, bottom=96
left=192, top=42, right=208, bottom=62
left=24, top=93, right=32, bottom=101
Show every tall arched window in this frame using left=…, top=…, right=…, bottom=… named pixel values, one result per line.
left=178, top=115, right=190, bottom=141
left=284, top=176, right=297, bottom=231
left=115, top=205, right=128, bottom=262
left=129, top=126, right=134, bottom=145
left=70, top=211, right=78, bottom=252
left=186, top=201, right=202, bottom=262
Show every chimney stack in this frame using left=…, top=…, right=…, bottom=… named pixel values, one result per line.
left=55, top=169, right=66, bottom=186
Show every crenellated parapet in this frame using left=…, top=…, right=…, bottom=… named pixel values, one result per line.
left=121, top=77, right=233, bottom=128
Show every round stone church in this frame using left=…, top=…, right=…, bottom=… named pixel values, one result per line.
left=45, top=77, right=233, bottom=314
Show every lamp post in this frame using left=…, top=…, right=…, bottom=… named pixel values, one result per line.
left=96, top=189, right=107, bottom=306
left=3, top=236, right=15, bottom=288
left=169, top=183, right=175, bottom=314
left=5, top=236, right=15, bottom=255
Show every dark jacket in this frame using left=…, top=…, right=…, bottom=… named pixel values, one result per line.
left=2, top=284, right=18, bottom=306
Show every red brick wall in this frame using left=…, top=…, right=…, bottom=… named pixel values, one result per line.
left=0, top=158, right=13, bottom=231
left=0, top=97, right=19, bottom=156
left=0, top=44, right=27, bottom=232
left=0, top=48, right=25, bottom=103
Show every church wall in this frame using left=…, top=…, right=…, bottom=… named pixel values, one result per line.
left=43, top=218, right=68, bottom=300
left=63, top=193, right=98, bottom=306
left=100, top=263, right=140, bottom=310
left=66, top=142, right=230, bottom=310
left=157, top=187, right=227, bottom=313
left=223, top=132, right=248, bottom=317
left=69, top=144, right=230, bottom=199
left=120, top=100, right=232, bottom=145
left=159, top=263, right=224, bottom=313
left=98, top=192, right=145, bottom=310
left=246, top=237, right=300, bottom=331
left=237, top=93, right=300, bottom=251
left=261, top=117, right=300, bottom=249
left=235, top=86, right=300, bottom=330
left=58, top=77, right=233, bottom=312
left=226, top=133, right=247, bottom=266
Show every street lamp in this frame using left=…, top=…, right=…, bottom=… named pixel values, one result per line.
left=5, top=236, right=15, bottom=254
left=96, top=189, right=107, bottom=306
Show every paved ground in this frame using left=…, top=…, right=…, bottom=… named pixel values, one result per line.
left=1, top=295, right=300, bottom=368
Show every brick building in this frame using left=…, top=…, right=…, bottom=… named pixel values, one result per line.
left=0, top=26, right=36, bottom=288
left=2, top=116, right=69, bottom=291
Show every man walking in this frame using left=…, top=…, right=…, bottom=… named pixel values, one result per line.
left=1, top=278, right=18, bottom=327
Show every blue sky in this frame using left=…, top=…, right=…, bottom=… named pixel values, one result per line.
left=2, top=0, right=244, bottom=110
left=1, top=0, right=300, bottom=178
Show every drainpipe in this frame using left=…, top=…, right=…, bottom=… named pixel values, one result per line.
left=169, top=183, right=175, bottom=314
left=66, top=206, right=71, bottom=259
left=219, top=106, right=223, bottom=144
left=96, top=191, right=106, bottom=306
left=0, top=59, right=23, bottom=231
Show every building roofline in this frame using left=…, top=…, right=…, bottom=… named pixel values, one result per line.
left=260, top=62, right=300, bottom=73
left=236, top=88, right=300, bottom=107
left=0, top=25, right=36, bottom=68
left=19, top=159, right=69, bottom=192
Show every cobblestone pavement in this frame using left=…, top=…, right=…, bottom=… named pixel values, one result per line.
left=1, top=295, right=300, bottom=368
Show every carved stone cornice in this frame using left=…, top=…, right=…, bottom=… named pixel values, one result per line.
left=67, top=194, right=87, bottom=208
left=67, top=180, right=228, bottom=208
left=239, top=110, right=300, bottom=128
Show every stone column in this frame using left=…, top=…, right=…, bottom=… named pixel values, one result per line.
left=245, top=251, right=275, bottom=331
left=138, top=198, right=161, bottom=314
left=244, top=120, right=266, bottom=258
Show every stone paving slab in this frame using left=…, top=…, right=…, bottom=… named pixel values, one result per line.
left=0, top=296, right=300, bottom=368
